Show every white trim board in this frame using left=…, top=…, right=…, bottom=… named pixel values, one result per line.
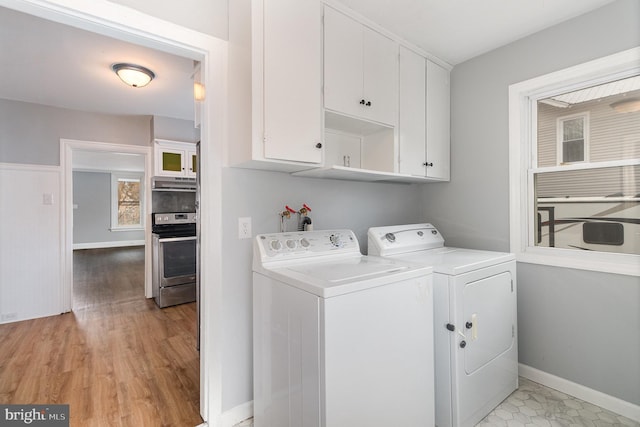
left=73, top=240, right=144, bottom=250
left=519, top=364, right=640, bottom=422
left=220, top=401, right=253, bottom=427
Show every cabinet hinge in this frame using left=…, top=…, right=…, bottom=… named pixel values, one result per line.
left=263, top=134, right=267, bottom=144
left=511, top=279, right=514, bottom=292
left=512, top=325, right=515, bottom=338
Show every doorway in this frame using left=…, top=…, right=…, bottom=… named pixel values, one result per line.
left=3, top=1, right=225, bottom=423
left=70, top=147, right=148, bottom=309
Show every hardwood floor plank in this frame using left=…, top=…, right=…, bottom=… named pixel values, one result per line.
left=0, top=247, right=202, bottom=426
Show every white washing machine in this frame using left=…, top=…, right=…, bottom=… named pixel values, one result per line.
left=253, top=229, right=434, bottom=427
left=368, top=224, right=518, bottom=427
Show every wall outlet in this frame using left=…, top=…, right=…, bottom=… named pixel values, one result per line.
left=238, top=217, right=252, bottom=239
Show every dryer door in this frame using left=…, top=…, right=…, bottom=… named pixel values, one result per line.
left=463, top=271, right=513, bottom=373
left=449, top=261, right=518, bottom=427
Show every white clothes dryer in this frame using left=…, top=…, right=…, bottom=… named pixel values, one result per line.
left=253, top=229, right=434, bottom=427
left=368, top=224, right=518, bottom=427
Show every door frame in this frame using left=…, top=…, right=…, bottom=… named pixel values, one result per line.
left=61, top=139, right=153, bottom=303
left=0, top=1, right=226, bottom=425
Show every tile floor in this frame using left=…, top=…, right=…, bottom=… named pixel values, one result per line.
left=479, top=378, right=638, bottom=427
left=235, top=377, right=639, bottom=427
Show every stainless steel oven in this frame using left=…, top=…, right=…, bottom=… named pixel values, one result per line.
left=152, top=212, right=197, bottom=308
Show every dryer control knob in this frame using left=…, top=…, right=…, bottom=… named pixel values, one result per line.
left=300, top=238, right=310, bottom=248
left=460, top=340, right=467, bottom=349
left=385, top=233, right=396, bottom=242
left=446, top=323, right=455, bottom=332
left=329, top=234, right=342, bottom=247
left=465, top=322, right=473, bottom=329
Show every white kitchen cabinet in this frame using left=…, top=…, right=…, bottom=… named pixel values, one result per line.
left=426, top=60, right=450, bottom=181
left=324, top=6, right=398, bottom=126
left=398, top=47, right=450, bottom=181
left=228, top=0, right=323, bottom=172
left=155, top=140, right=197, bottom=178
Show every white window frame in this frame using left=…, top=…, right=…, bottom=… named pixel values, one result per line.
left=508, top=47, right=640, bottom=277
left=556, top=111, right=590, bottom=165
left=111, top=172, right=145, bottom=231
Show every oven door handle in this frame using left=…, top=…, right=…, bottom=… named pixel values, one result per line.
left=157, top=236, right=197, bottom=243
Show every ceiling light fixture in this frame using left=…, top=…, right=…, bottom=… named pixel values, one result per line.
left=111, top=63, right=155, bottom=88
left=610, top=98, right=640, bottom=113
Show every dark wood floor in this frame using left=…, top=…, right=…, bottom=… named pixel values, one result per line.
left=0, top=246, right=202, bottom=427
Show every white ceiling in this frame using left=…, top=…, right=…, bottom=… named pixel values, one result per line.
left=0, top=1, right=615, bottom=120
left=0, top=6, right=195, bottom=121
left=339, top=0, right=615, bottom=65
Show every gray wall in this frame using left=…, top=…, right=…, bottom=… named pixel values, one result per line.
left=73, top=171, right=144, bottom=245
left=220, top=167, right=422, bottom=410
left=152, top=115, right=200, bottom=143
left=0, top=98, right=151, bottom=166
left=421, top=0, right=640, bottom=404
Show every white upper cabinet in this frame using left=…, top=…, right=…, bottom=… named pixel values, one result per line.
left=426, top=60, right=450, bottom=181
left=228, top=0, right=323, bottom=171
left=155, top=140, right=197, bottom=178
left=324, top=6, right=398, bottom=126
left=398, top=47, right=450, bottom=181
left=399, top=46, right=427, bottom=177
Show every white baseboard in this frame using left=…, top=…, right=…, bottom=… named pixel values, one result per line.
left=519, top=363, right=640, bottom=422
left=73, top=240, right=144, bottom=250
left=221, top=401, right=253, bottom=427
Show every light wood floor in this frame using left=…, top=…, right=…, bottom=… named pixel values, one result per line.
left=0, top=247, right=203, bottom=427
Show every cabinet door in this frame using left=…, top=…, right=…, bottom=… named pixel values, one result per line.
left=426, top=60, right=450, bottom=180
left=156, top=147, right=186, bottom=177
left=323, top=6, right=363, bottom=119
left=262, top=0, right=322, bottom=164
left=399, top=47, right=427, bottom=176
left=186, top=150, right=197, bottom=178
left=362, top=27, right=398, bottom=126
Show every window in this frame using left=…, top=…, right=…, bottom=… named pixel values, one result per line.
left=509, top=47, right=640, bottom=276
left=111, top=173, right=144, bottom=230
left=557, top=113, right=588, bottom=164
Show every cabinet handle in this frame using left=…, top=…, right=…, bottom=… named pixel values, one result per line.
left=359, top=99, right=366, bottom=105
left=315, top=143, right=322, bottom=149
left=423, top=162, right=434, bottom=167
left=366, top=101, right=371, bottom=106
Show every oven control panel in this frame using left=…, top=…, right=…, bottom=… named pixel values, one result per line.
left=254, top=230, right=360, bottom=263
left=153, top=212, right=197, bottom=225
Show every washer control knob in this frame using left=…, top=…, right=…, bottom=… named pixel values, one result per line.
left=300, top=238, right=310, bottom=248
left=329, top=234, right=342, bottom=247
left=270, top=240, right=282, bottom=251
left=465, top=322, right=473, bottom=329
left=385, top=232, right=396, bottom=242
left=286, top=239, right=297, bottom=249
left=446, top=323, right=455, bottom=332
left=460, top=340, right=467, bottom=349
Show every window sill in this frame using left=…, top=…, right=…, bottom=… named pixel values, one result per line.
left=515, top=247, right=640, bottom=277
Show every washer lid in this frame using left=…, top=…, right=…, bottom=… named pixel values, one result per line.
left=257, top=256, right=432, bottom=298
